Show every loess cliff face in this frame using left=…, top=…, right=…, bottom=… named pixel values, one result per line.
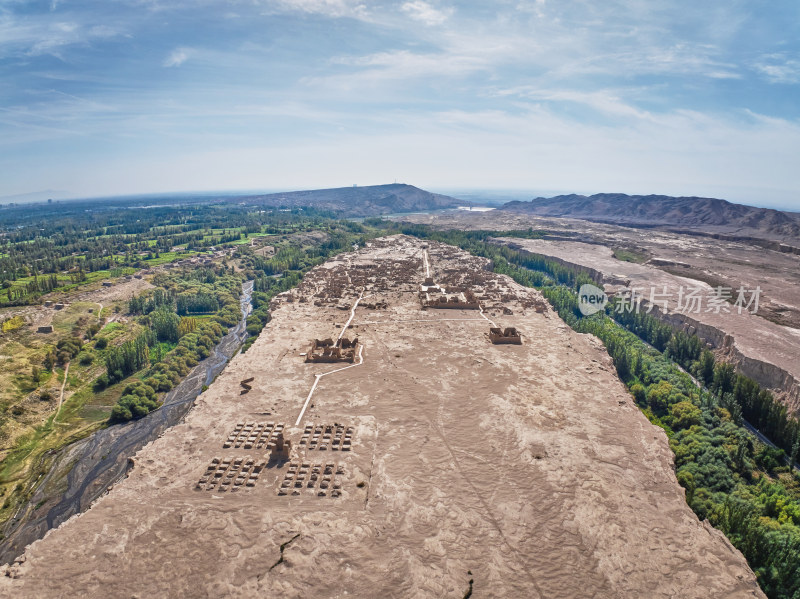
left=656, top=309, right=800, bottom=415
left=492, top=237, right=800, bottom=419
left=0, top=236, right=762, bottom=598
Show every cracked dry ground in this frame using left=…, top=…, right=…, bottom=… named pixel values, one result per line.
left=0, top=235, right=763, bottom=598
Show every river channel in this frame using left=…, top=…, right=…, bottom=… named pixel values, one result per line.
left=0, top=280, right=253, bottom=564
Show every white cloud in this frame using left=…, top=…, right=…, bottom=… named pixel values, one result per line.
left=53, top=21, right=77, bottom=33
left=2, top=0, right=800, bottom=206
left=88, top=24, right=126, bottom=39
left=706, top=70, right=742, bottom=80
left=514, top=0, right=547, bottom=19
left=754, top=53, right=800, bottom=84
left=494, top=87, right=652, bottom=120
left=163, top=47, right=192, bottom=67
left=400, top=1, right=453, bottom=26
left=328, top=48, right=485, bottom=79
left=26, top=22, right=83, bottom=57
left=269, top=0, right=368, bottom=20
left=0, top=14, right=126, bottom=59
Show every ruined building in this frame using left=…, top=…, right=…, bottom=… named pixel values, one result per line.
left=420, top=289, right=481, bottom=310
left=489, top=327, right=523, bottom=345
left=305, top=337, right=360, bottom=363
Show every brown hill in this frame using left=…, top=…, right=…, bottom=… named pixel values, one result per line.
left=502, top=193, right=800, bottom=246
left=233, top=183, right=467, bottom=216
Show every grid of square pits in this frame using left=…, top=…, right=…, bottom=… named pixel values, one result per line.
left=196, top=456, right=266, bottom=492
left=299, top=423, right=354, bottom=451
left=278, top=462, right=344, bottom=497
left=224, top=422, right=285, bottom=450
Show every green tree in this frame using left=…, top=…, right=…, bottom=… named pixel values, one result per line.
left=676, top=470, right=695, bottom=505
left=697, top=349, right=715, bottom=386
left=630, top=383, right=646, bottom=404
left=647, top=380, right=674, bottom=414
left=670, top=401, right=702, bottom=430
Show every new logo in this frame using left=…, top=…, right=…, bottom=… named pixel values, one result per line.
left=578, top=284, right=608, bottom=316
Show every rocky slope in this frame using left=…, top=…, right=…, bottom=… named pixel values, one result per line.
left=502, top=193, right=800, bottom=245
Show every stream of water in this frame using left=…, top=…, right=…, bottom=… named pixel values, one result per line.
left=0, top=280, right=254, bottom=564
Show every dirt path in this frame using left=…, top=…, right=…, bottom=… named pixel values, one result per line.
left=296, top=291, right=366, bottom=425
left=0, top=281, right=253, bottom=566
left=54, top=362, right=69, bottom=423
left=294, top=345, right=364, bottom=426
left=337, top=291, right=364, bottom=342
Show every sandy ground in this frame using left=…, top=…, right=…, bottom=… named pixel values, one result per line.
left=0, top=236, right=763, bottom=598
left=497, top=237, right=800, bottom=414
left=404, top=210, right=800, bottom=328
left=402, top=211, right=800, bottom=415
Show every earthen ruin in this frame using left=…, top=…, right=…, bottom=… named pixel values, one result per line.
left=489, top=327, right=523, bottom=344
left=305, top=337, right=360, bottom=363
left=420, top=289, right=481, bottom=310
left=223, top=422, right=285, bottom=450
left=299, top=423, right=353, bottom=452
left=1, top=235, right=764, bottom=599
left=239, top=377, right=254, bottom=395
left=268, top=431, right=292, bottom=465
left=278, top=461, right=344, bottom=497
left=195, top=456, right=266, bottom=492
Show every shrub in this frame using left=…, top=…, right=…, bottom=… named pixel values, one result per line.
left=109, top=382, right=159, bottom=422
left=93, top=374, right=109, bottom=391
left=1, top=315, right=26, bottom=332
left=630, top=383, right=646, bottom=404
left=670, top=401, right=703, bottom=430
left=646, top=380, right=674, bottom=415
left=56, top=336, right=83, bottom=364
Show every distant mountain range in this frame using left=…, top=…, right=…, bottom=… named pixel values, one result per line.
left=232, top=184, right=468, bottom=217
left=502, top=193, right=800, bottom=245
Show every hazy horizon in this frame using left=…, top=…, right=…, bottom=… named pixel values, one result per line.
left=2, top=183, right=799, bottom=213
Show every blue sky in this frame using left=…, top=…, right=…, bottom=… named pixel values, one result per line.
left=1, top=0, right=799, bottom=208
